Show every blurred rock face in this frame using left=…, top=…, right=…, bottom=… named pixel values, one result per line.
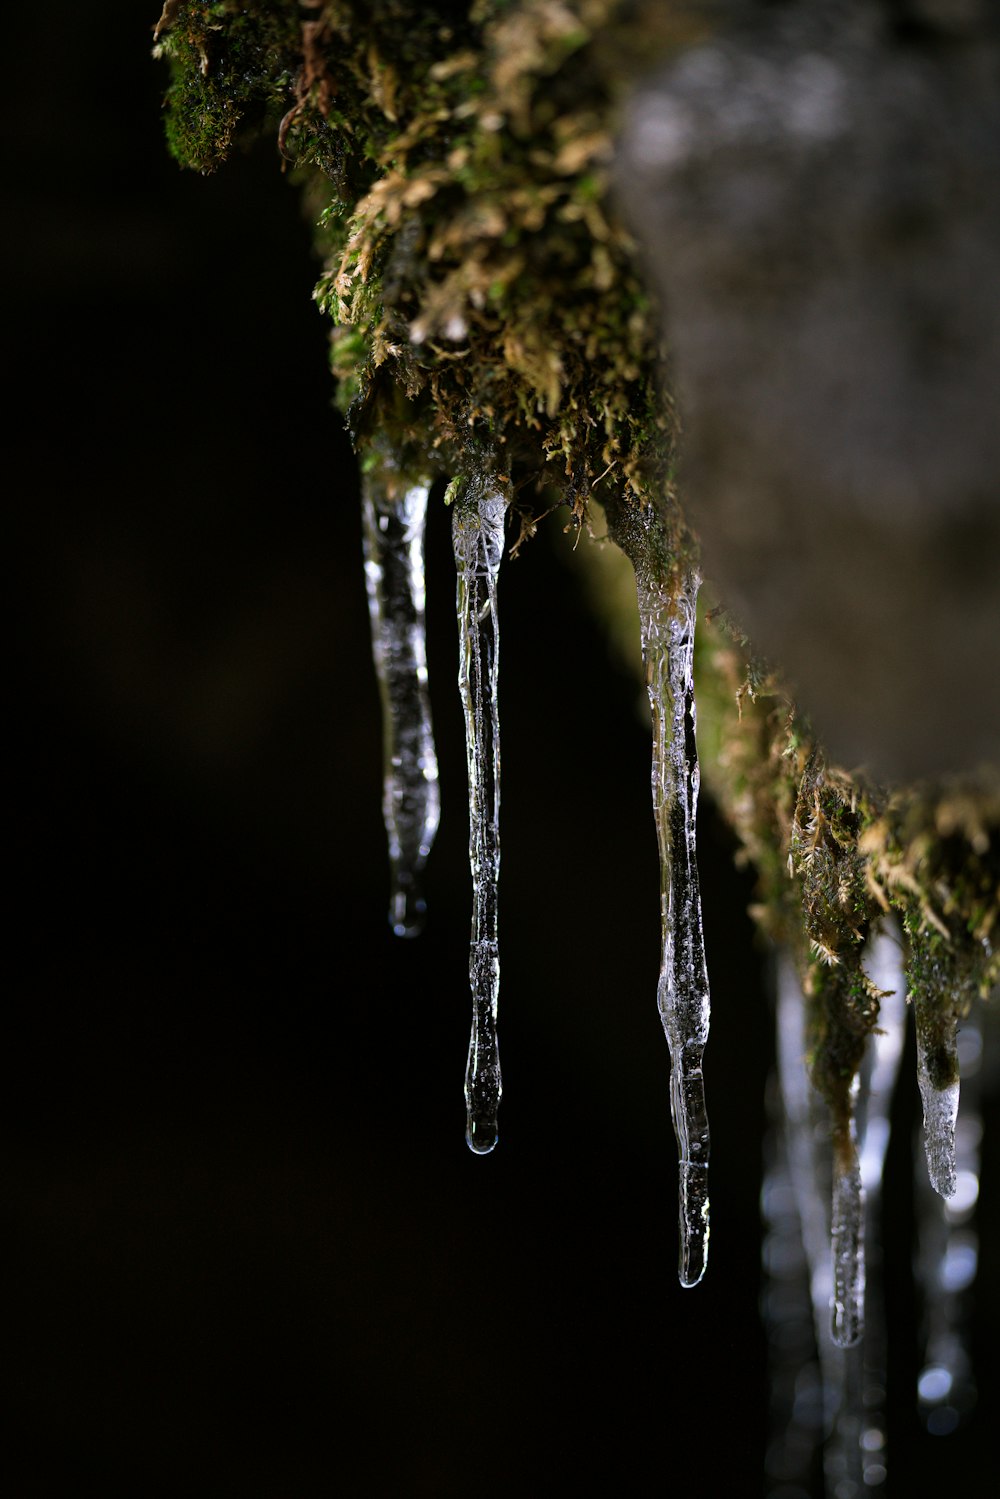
left=617, top=2, right=1000, bottom=781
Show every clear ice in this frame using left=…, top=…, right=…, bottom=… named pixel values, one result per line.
left=914, top=1002, right=984, bottom=1436
left=831, top=1136, right=864, bottom=1350
left=361, top=465, right=440, bottom=937
left=852, top=926, right=907, bottom=1491
left=453, top=478, right=508, bottom=1155
left=770, top=933, right=906, bottom=1497
left=636, top=560, right=711, bottom=1286
left=912, top=993, right=960, bottom=1199
left=761, top=1073, right=825, bottom=1495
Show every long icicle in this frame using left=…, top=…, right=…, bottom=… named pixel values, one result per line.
left=790, top=754, right=870, bottom=1349
left=776, top=951, right=845, bottom=1473
left=777, top=951, right=864, bottom=1496
left=361, top=459, right=440, bottom=937
left=761, top=1062, right=824, bottom=1496
left=453, top=475, right=508, bottom=1155
left=774, top=933, right=905, bottom=1497
left=853, top=923, right=907, bottom=1492
left=636, top=558, right=711, bottom=1286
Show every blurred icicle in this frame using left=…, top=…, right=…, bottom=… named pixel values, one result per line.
left=851, top=924, right=907, bottom=1493
left=914, top=999, right=989, bottom=1436
left=361, top=460, right=440, bottom=936
left=771, top=931, right=906, bottom=1499
left=830, top=1143, right=864, bottom=1350
left=762, top=1060, right=825, bottom=1496
left=776, top=950, right=857, bottom=1496
left=909, top=925, right=962, bottom=1198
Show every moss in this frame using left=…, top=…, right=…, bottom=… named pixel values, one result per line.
left=154, top=2, right=302, bottom=173
left=867, top=782, right=1000, bottom=1092
left=156, top=0, right=680, bottom=516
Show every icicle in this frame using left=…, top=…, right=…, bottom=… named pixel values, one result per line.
left=857, top=927, right=907, bottom=1202
left=636, top=559, right=711, bottom=1286
left=913, top=997, right=960, bottom=1200
left=774, top=936, right=906, bottom=1497
left=914, top=1001, right=986, bottom=1436
left=776, top=949, right=853, bottom=1493
left=452, top=475, right=508, bottom=1155
left=830, top=1145, right=864, bottom=1349
left=761, top=1072, right=825, bottom=1497
left=853, top=924, right=907, bottom=1493
left=361, top=462, right=440, bottom=937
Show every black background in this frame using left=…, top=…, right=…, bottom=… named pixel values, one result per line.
left=5, top=6, right=997, bottom=1495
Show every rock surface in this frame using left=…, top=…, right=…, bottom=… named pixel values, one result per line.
left=617, top=1, right=1000, bottom=781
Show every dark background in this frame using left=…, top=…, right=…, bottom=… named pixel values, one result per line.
left=4, top=6, right=996, bottom=1494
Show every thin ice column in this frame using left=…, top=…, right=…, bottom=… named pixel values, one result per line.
left=636, top=560, right=712, bottom=1286
left=776, top=951, right=861, bottom=1494
left=362, top=464, right=440, bottom=937
left=853, top=925, right=907, bottom=1491
left=773, top=935, right=906, bottom=1497
left=453, top=479, right=507, bottom=1154
left=761, top=1079, right=824, bottom=1496
left=830, top=1126, right=865, bottom=1350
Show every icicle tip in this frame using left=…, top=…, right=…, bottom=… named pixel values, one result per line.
left=465, top=1119, right=499, bottom=1156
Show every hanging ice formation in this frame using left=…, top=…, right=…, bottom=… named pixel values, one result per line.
left=152, top=17, right=1000, bottom=1495
left=914, top=1001, right=985, bottom=1437
left=830, top=1129, right=864, bottom=1351
left=908, top=927, right=962, bottom=1199
left=635, top=557, right=712, bottom=1287
left=850, top=927, right=907, bottom=1492
left=361, top=458, right=440, bottom=937
left=452, top=474, right=509, bottom=1156
left=787, top=753, right=871, bottom=1351
left=768, top=933, right=906, bottom=1497
left=915, top=1033, right=960, bottom=1200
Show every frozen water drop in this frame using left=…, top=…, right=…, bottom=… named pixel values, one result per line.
left=361, top=461, right=440, bottom=937
left=453, top=476, right=508, bottom=1154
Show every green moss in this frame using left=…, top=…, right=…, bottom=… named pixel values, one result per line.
left=157, top=0, right=680, bottom=516
left=154, top=2, right=301, bottom=173
left=689, top=613, right=991, bottom=1129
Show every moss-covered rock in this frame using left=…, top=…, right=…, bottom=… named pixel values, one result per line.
left=154, top=0, right=998, bottom=1132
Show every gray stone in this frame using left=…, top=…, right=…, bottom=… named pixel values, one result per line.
left=617, top=2, right=1000, bottom=780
